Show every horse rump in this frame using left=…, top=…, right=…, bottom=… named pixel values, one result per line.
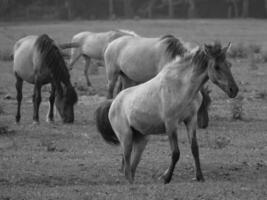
left=95, top=100, right=120, bottom=145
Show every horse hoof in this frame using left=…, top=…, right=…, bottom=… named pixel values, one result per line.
left=118, top=168, right=124, bottom=173
left=158, top=173, right=171, bottom=184
left=46, top=118, right=54, bottom=123
left=88, top=87, right=96, bottom=95
left=192, top=176, right=205, bottom=182
left=32, top=121, right=40, bottom=125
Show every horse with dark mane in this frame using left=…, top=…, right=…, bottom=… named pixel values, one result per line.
left=13, top=34, right=78, bottom=124
left=96, top=41, right=238, bottom=184
left=104, top=34, right=187, bottom=99
left=105, top=34, right=212, bottom=128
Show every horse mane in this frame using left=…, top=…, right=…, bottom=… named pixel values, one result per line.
left=160, top=35, right=187, bottom=59
left=35, top=34, right=77, bottom=104
left=191, top=41, right=225, bottom=74
left=117, top=29, right=138, bottom=37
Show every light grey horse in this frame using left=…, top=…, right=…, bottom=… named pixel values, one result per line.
left=96, top=42, right=238, bottom=184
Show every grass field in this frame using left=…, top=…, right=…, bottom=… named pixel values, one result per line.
left=0, top=19, right=267, bottom=200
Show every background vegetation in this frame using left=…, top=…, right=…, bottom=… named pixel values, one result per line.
left=1, top=0, right=267, bottom=21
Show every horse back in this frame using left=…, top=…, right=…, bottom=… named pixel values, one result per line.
left=76, top=31, right=113, bottom=59
left=105, top=36, right=165, bottom=83
left=13, top=35, right=38, bottom=83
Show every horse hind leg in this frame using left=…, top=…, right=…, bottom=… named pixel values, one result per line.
left=46, top=83, right=55, bottom=123
left=116, top=125, right=134, bottom=183
left=185, top=116, right=204, bottom=182
left=83, top=56, right=92, bottom=87
left=15, top=74, right=23, bottom=123
left=107, top=71, right=119, bottom=99
left=32, top=81, right=42, bottom=124
left=130, top=130, right=148, bottom=180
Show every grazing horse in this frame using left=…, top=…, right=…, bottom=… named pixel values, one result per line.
left=96, top=42, right=238, bottom=184
left=104, top=34, right=187, bottom=99
left=69, top=30, right=138, bottom=88
left=13, top=34, right=78, bottom=124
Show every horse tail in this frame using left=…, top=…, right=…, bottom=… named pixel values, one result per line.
left=69, top=50, right=82, bottom=69
left=58, top=42, right=80, bottom=49
left=95, top=100, right=120, bottom=145
left=69, top=37, right=82, bottom=69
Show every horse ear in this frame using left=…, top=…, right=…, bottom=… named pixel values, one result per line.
left=204, top=44, right=212, bottom=57
left=222, top=42, right=231, bottom=54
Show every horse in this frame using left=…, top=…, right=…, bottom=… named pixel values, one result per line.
left=13, top=34, right=78, bottom=124
left=68, top=29, right=138, bottom=88
left=96, top=41, right=238, bottom=184
left=105, top=34, right=211, bottom=128
left=104, top=34, right=187, bottom=99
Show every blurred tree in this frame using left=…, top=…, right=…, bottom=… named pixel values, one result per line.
left=109, top=0, right=115, bottom=19
left=241, top=0, right=249, bottom=17
left=147, top=0, right=157, bottom=18
left=64, top=0, right=73, bottom=19
left=168, top=0, right=174, bottom=18
left=124, top=0, right=133, bottom=18
left=186, top=0, right=197, bottom=18
left=226, top=0, right=239, bottom=18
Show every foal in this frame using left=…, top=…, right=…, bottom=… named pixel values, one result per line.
left=13, top=34, right=78, bottom=124
left=96, top=42, right=238, bottom=184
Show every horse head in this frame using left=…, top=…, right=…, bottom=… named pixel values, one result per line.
left=55, top=84, right=78, bottom=123
left=205, top=42, right=239, bottom=98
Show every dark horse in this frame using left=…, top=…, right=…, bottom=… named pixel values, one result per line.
left=13, top=34, right=78, bottom=124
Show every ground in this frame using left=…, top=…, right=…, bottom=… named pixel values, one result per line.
left=0, top=20, right=267, bottom=200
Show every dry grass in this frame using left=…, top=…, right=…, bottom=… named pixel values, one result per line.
left=0, top=20, right=267, bottom=200
left=0, top=48, right=12, bottom=62
left=231, top=95, right=244, bottom=120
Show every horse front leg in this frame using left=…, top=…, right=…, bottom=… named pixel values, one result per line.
left=32, top=81, right=42, bottom=124
left=15, top=74, right=23, bottom=123
left=160, top=123, right=180, bottom=184
left=46, top=84, right=55, bottom=123
left=185, top=116, right=204, bottom=181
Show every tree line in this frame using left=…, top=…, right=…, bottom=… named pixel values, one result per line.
left=1, top=0, right=267, bottom=20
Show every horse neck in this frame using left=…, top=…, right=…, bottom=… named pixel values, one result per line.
left=53, top=63, right=72, bottom=90
left=180, top=50, right=209, bottom=103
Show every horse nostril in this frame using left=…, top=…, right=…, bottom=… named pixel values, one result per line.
left=229, top=87, right=233, bottom=93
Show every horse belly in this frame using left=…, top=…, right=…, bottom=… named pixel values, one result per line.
left=129, top=100, right=165, bottom=135
left=120, top=54, right=159, bottom=83
left=83, top=38, right=105, bottom=59
left=134, top=119, right=166, bottom=135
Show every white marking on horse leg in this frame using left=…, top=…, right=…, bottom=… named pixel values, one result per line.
left=46, top=84, right=55, bottom=123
